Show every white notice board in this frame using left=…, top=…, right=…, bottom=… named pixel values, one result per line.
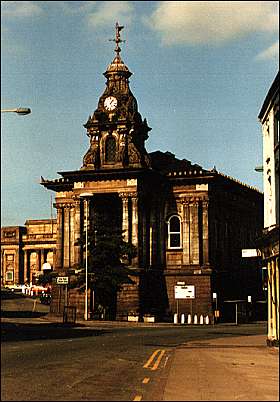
left=174, top=285, right=195, bottom=299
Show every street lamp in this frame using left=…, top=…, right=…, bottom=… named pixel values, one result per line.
left=80, top=192, right=93, bottom=321
left=1, top=107, right=31, bottom=115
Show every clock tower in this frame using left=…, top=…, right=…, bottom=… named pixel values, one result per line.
left=82, top=22, right=151, bottom=170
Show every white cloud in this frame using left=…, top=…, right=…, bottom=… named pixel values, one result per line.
left=145, top=1, right=279, bottom=46
left=1, top=1, right=43, bottom=18
left=87, top=1, right=134, bottom=29
left=256, top=41, right=279, bottom=61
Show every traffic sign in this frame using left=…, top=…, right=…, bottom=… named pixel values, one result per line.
left=56, top=277, right=69, bottom=284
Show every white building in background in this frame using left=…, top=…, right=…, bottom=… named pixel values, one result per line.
left=258, top=72, right=279, bottom=347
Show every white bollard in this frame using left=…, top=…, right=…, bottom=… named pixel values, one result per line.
left=205, top=315, right=210, bottom=325
left=194, top=314, right=198, bottom=324
left=187, top=314, right=192, bottom=324
left=200, top=315, right=204, bottom=325
left=173, top=313, right=178, bottom=324
left=181, top=313, right=185, bottom=324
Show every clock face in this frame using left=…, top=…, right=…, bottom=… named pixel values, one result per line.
left=104, top=96, right=117, bottom=111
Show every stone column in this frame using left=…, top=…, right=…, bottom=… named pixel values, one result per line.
left=23, top=250, right=28, bottom=283
left=120, top=193, right=129, bottom=242
left=181, top=199, right=190, bottom=266
left=73, top=200, right=81, bottom=267
left=131, top=193, right=139, bottom=265
left=69, top=205, right=75, bottom=267
left=36, top=251, right=40, bottom=276
left=40, top=249, right=45, bottom=269
left=54, top=204, right=64, bottom=271
left=63, top=206, right=70, bottom=269
left=202, top=199, right=209, bottom=265
left=189, top=200, right=199, bottom=264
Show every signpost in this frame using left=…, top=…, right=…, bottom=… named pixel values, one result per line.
left=56, top=277, right=69, bottom=284
left=56, top=277, right=69, bottom=310
left=174, top=284, right=195, bottom=319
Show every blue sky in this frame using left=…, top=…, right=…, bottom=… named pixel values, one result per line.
left=1, top=1, right=279, bottom=227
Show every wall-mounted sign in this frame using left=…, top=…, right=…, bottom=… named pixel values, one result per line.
left=174, top=285, right=195, bottom=299
left=242, top=249, right=260, bottom=258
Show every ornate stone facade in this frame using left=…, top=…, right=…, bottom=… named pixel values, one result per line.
left=1, top=220, right=56, bottom=286
left=2, top=24, right=265, bottom=323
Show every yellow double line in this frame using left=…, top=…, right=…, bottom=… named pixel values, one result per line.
left=143, top=349, right=166, bottom=371
left=133, top=350, right=166, bottom=400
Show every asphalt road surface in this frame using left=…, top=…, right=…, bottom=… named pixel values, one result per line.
left=1, top=293, right=269, bottom=401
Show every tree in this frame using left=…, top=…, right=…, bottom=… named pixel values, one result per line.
left=72, top=211, right=137, bottom=319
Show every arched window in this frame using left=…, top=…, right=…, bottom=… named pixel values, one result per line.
left=167, top=215, right=182, bottom=249
left=105, top=136, right=116, bottom=162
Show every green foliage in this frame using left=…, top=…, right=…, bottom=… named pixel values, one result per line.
left=72, top=212, right=137, bottom=300
left=36, top=272, right=56, bottom=287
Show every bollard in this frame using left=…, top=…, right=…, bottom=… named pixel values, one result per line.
left=181, top=313, right=185, bottom=324
left=194, top=314, right=198, bottom=324
left=187, top=314, right=192, bottom=324
left=205, top=315, right=210, bottom=325
left=200, top=315, right=204, bottom=325
left=173, top=313, right=178, bottom=324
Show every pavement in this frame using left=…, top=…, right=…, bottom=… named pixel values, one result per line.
left=162, top=333, right=279, bottom=401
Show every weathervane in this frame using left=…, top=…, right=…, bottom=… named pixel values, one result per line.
left=109, top=22, right=125, bottom=56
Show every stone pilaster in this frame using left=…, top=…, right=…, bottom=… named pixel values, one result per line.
left=120, top=193, right=129, bottom=242
left=202, top=199, right=209, bottom=265
left=181, top=199, right=190, bottom=265
left=131, top=193, right=139, bottom=265
left=189, top=200, right=199, bottom=264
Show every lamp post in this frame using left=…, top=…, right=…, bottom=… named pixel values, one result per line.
left=1, top=107, right=31, bottom=115
left=80, top=192, right=93, bottom=321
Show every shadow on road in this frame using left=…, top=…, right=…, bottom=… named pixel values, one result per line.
left=1, top=310, right=49, bottom=318
left=1, top=322, right=107, bottom=342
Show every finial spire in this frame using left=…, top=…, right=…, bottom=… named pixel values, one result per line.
left=109, top=22, right=125, bottom=56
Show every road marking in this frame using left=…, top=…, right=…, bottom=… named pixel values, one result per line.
left=143, top=349, right=166, bottom=370
left=143, top=349, right=161, bottom=369
left=133, top=395, right=142, bottom=401
left=164, top=355, right=169, bottom=368
left=142, top=377, right=150, bottom=384
left=151, top=349, right=165, bottom=371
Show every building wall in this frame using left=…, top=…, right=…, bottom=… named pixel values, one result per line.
left=258, top=72, right=279, bottom=346
left=1, top=219, right=57, bottom=286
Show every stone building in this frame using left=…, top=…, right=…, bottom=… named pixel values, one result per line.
left=1, top=219, right=56, bottom=286
left=1, top=25, right=264, bottom=322
left=39, top=24, right=263, bottom=322
left=258, top=72, right=279, bottom=346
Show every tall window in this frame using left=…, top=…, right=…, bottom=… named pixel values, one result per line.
left=105, top=136, right=116, bottom=162
left=167, top=215, right=182, bottom=249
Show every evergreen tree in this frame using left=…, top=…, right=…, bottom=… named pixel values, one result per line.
left=72, top=209, right=137, bottom=318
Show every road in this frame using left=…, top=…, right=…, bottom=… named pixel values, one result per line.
left=1, top=293, right=271, bottom=401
